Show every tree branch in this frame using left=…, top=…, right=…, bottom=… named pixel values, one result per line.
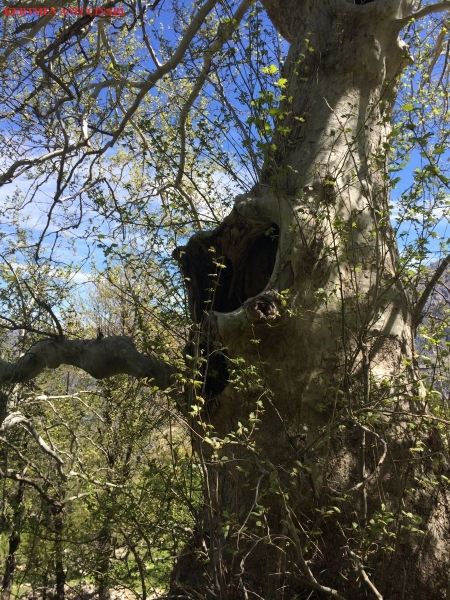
left=340, top=423, right=387, bottom=495
left=197, top=290, right=280, bottom=348
left=0, top=0, right=220, bottom=186
left=169, top=0, right=252, bottom=206
left=0, top=12, right=55, bottom=62
left=397, top=1, right=450, bottom=29
left=0, top=413, right=66, bottom=479
left=279, top=482, right=347, bottom=600
left=0, top=144, right=85, bottom=186
left=344, top=547, right=383, bottom=600
left=100, top=0, right=220, bottom=154
left=0, top=466, right=61, bottom=507
left=0, top=336, right=175, bottom=389
left=21, top=280, right=64, bottom=338
left=413, top=252, right=450, bottom=328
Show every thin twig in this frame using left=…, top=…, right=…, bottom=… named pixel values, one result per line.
left=344, top=546, right=383, bottom=600
left=158, top=0, right=252, bottom=229
left=278, top=483, right=347, bottom=599
left=21, top=280, right=64, bottom=338
left=340, top=424, right=387, bottom=495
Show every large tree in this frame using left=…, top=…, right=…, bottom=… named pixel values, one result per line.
left=1, top=0, right=450, bottom=599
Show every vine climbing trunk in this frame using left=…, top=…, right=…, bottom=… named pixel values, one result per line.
left=172, top=1, right=450, bottom=599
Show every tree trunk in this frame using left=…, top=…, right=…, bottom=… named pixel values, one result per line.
left=96, top=524, right=112, bottom=600
left=52, top=508, right=66, bottom=600
left=1, top=484, right=24, bottom=600
left=171, top=1, right=450, bottom=598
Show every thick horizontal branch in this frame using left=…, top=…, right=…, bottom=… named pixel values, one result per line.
left=0, top=336, right=175, bottom=389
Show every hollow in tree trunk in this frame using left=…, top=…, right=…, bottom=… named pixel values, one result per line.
left=171, top=1, right=450, bottom=599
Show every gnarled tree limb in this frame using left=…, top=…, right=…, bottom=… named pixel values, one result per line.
left=0, top=336, right=175, bottom=389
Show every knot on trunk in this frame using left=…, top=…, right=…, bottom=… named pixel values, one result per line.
left=244, top=291, right=279, bottom=322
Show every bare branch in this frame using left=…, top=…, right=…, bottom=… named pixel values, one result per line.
left=0, top=0, right=220, bottom=186
left=0, top=144, right=85, bottom=186
left=428, top=23, right=449, bottom=74
left=37, top=6, right=105, bottom=60
left=279, top=482, right=347, bottom=600
left=339, top=424, right=387, bottom=495
left=413, top=252, right=450, bottom=328
left=0, top=336, right=175, bottom=389
left=0, top=315, right=57, bottom=338
left=100, top=0, right=220, bottom=154
left=21, top=280, right=64, bottom=338
left=163, top=0, right=252, bottom=223
left=0, top=435, right=55, bottom=486
left=0, top=13, right=55, bottom=62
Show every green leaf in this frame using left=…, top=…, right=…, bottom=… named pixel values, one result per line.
left=261, top=64, right=279, bottom=74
